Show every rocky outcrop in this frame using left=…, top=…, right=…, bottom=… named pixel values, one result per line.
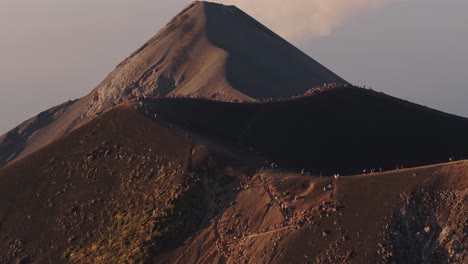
left=381, top=189, right=467, bottom=263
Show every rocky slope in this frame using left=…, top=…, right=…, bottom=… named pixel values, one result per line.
left=0, top=106, right=205, bottom=263
left=157, top=161, right=468, bottom=264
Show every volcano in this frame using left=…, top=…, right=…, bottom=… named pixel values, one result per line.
left=0, top=1, right=345, bottom=168
left=1, top=1, right=467, bottom=264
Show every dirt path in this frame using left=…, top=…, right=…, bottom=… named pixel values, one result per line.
left=227, top=225, right=290, bottom=245
left=259, top=175, right=293, bottom=222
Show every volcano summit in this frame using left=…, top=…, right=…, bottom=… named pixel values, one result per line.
left=0, top=1, right=346, bottom=168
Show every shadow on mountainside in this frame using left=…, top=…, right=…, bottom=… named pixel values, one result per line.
left=203, top=2, right=347, bottom=99
left=138, top=86, right=468, bottom=175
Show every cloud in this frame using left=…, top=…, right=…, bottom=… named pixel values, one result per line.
left=217, top=0, right=403, bottom=40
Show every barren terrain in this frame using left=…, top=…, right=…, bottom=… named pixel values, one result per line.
left=0, top=1, right=466, bottom=263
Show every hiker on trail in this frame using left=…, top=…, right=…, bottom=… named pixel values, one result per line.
left=363, top=169, right=366, bottom=174
left=379, top=168, right=382, bottom=173
left=240, top=181, right=243, bottom=188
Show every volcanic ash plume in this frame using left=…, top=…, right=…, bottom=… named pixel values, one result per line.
left=219, top=0, right=402, bottom=40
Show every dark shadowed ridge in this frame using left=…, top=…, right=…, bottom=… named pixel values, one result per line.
left=139, top=86, right=468, bottom=174
left=0, top=1, right=346, bottom=168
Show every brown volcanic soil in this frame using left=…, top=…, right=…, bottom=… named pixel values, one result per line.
left=0, top=1, right=345, bottom=169
left=0, top=104, right=466, bottom=263
left=0, top=106, right=203, bottom=263
left=158, top=162, right=467, bottom=264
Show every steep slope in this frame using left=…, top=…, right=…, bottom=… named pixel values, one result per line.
left=0, top=105, right=203, bottom=263
left=88, top=1, right=346, bottom=113
left=138, top=86, right=468, bottom=174
left=0, top=1, right=346, bottom=168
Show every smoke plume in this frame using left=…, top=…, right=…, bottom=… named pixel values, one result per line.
left=218, top=0, right=402, bottom=40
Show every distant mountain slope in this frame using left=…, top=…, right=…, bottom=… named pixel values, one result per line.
left=0, top=97, right=92, bottom=168
left=0, top=1, right=346, bottom=168
left=139, top=86, right=468, bottom=174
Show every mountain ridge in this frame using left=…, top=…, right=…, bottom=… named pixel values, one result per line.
left=134, top=85, right=468, bottom=174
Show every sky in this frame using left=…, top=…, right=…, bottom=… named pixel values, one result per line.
left=1, top=0, right=467, bottom=134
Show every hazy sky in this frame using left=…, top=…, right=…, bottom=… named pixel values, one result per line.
left=1, top=0, right=467, bottom=134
